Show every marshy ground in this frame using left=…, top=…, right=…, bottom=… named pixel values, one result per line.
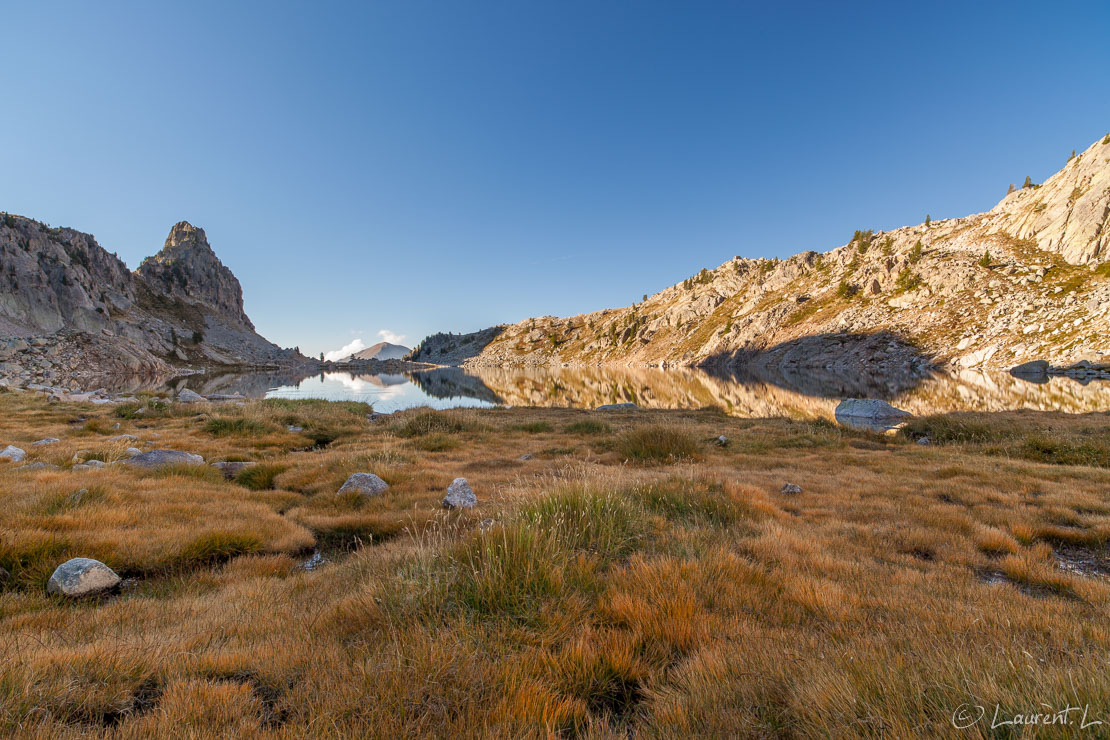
left=3, top=389, right=1110, bottom=737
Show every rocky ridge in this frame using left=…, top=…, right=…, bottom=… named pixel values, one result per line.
left=0, top=215, right=310, bottom=386
left=410, top=133, right=1110, bottom=373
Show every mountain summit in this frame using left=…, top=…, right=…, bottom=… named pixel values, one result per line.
left=411, top=132, right=1110, bottom=374
left=137, top=222, right=254, bottom=329
left=0, top=217, right=305, bottom=382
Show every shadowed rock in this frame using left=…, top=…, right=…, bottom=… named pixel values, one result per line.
left=834, top=398, right=912, bottom=431
left=338, top=473, right=389, bottom=496
left=123, top=449, right=204, bottom=468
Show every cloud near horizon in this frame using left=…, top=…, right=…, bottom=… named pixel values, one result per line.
left=323, top=338, right=365, bottom=362
left=322, top=330, right=407, bottom=361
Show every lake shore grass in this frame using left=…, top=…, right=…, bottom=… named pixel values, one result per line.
left=3, top=389, right=1110, bottom=737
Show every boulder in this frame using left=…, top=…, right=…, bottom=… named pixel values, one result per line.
left=781, top=483, right=802, bottom=495
left=125, top=447, right=143, bottom=457
left=834, top=399, right=912, bottom=431
left=74, top=460, right=107, bottom=470
left=1010, top=360, right=1050, bottom=378
left=595, top=403, right=637, bottom=411
left=0, top=445, right=26, bottom=463
left=46, top=557, right=120, bottom=597
left=443, top=477, right=477, bottom=509
left=212, top=461, right=258, bottom=479
left=32, top=437, right=60, bottom=446
left=177, top=389, right=206, bottom=403
left=338, top=472, right=389, bottom=496
left=122, top=449, right=205, bottom=468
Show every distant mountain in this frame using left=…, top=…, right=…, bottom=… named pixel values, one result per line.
left=344, top=341, right=410, bottom=361
left=411, top=131, right=1110, bottom=373
left=0, top=217, right=308, bottom=384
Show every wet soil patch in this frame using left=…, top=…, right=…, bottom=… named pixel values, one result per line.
left=976, top=568, right=1079, bottom=601
left=1053, top=544, right=1110, bottom=580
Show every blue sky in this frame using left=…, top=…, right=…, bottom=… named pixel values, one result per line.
left=2, top=1, right=1108, bottom=358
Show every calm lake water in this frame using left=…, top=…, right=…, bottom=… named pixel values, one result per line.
left=161, top=365, right=1110, bottom=419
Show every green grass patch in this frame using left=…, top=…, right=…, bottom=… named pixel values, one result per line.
left=203, top=417, right=276, bottom=437
left=614, top=425, right=701, bottom=464
left=565, top=420, right=612, bottom=435
left=236, top=463, right=289, bottom=491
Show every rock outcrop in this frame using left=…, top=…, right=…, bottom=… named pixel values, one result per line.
left=410, top=132, right=1110, bottom=373
left=0, top=216, right=311, bottom=386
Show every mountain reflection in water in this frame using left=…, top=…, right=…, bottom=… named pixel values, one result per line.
left=148, top=364, right=1110, bottom=418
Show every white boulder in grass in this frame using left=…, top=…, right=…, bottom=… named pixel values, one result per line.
left=338, top=473, right=389, bottom=496
left=443, top=477, right=477, bottom=509
left=0, top=445, right=25, bottom=462
left=833, top=398, right=912, bottom=432
left=176, top=389, right=206, bottom=403
left=47, top=557, right=121, bottom=597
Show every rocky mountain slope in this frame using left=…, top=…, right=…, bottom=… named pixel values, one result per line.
left=411, top=132, right=1110, bottom=373
left=344, top=341, right=410, bottom=361
left=0, top=216, right=307, bottom=385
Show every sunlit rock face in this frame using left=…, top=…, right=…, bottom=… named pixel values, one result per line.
left=410, top=134, right=1110, bottom=374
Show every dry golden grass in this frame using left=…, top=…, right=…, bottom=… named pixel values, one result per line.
left=2, top=392, right=1110, bottom=737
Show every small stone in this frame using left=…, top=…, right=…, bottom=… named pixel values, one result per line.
left=443, top=477, right=477, bottom=509
left=176, top=389, right=206, bottom=403
left=0, top=445, right=26, bottom=463
left=478, top=518, right=496, bottom=531
left=716, top=435, right=728, bottom=447
left=287, top=425, right=304, bottom=433
left=108, top=434, right=139, bottom=442
left=32, top=437, right=60, bottom=446
left=47, top=557, right=120, bottom=597
left=338, top=472, right=389, bottom=496
left=595, top=403, right=638, bottom=411
left=125, top=447, right=143, bottom=457
left=519, top=453, right=534, bottom=461
left=781, top=483, right=802, bottom=495
left=917, top=437, right=932, bottom=446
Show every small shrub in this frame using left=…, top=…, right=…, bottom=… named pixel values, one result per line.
left=391, top=410, right=477, bottom=438
left=978, top=250, right=993, bottom=269
left=836, top=279, right=859, bottom=300
left=902, top=415, right=1008, bottom=444
left=614, top=425, right=700, bottom=464
left=909, top=241, right=923, bottom=263
left=408, top=433, right=460, bottom=452
left=171, top=531, right=264, bottom=570
left=203, top=417, right=275, bottom=437
left=895, top=268, right=922, bottom=292
left=514, top=422, right=553, bottom=434
left=565, top=420, right=611, bottom=436
left=236, top=464, right=288, bottom=491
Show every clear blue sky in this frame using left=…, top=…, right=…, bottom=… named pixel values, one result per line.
left=2, top=1, right=1108, bottom=358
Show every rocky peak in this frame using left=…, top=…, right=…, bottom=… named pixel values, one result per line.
left=984, top=134, right=1110, bottom=265
left=137, top=221, right=253, bottom=328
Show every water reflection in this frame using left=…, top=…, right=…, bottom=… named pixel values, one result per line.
left=149, top=364, right=1110, bottom=418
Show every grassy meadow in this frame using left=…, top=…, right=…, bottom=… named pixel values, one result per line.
left=2, top=388, right=1110, bottom=737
